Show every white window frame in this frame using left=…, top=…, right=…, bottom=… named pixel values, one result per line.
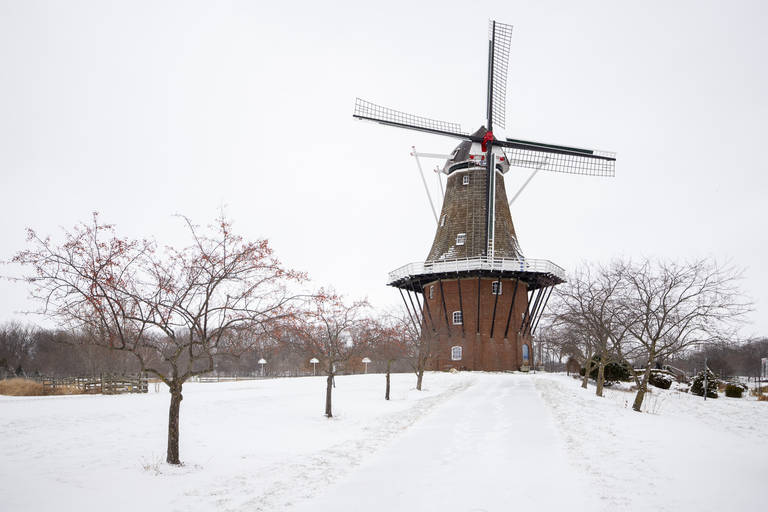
left=429, top=285, right=434, bottom=300
left=462, top=175, right=470, bottom=185
left=451, top=345, right=463, bottom=361
left=440, top=215, right=446, bottom=227
left=452, top=311, right=463, bottom=325
left=456, top=233, right=466, bottom=246
left=492, top=281, right=502, bottom=295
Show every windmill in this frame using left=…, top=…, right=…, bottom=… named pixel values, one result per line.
left=353, top=20, right=616, bottom=371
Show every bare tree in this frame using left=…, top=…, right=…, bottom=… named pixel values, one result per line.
left=13, top=213, right=303, bottom=464
left=555, top=262, right=628, bottom=396
left=369, top=315, right=409, bottom=400
left=620, top=259, right=751, bottom=412
left=288, top=292, right=369, bottom=417
left=391, top=308, right=433, bottom=391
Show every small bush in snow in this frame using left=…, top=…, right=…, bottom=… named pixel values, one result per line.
left=724, top=382, right=747, bottom=398
left=690, top=368, right=718, bottom=398
left=648, top=371, right=673, bottom=390
left=580, top=356, right=632, bottom=385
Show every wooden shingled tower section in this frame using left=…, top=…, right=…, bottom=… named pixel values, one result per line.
left=426, top=128, right=523, bottom=262
left=353, top=20, right=616, bottom=371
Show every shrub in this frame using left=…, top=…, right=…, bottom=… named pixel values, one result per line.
left=690, top=368, right=718, bottom=398
left=580, top=355, right=632, bottom=384
left=649, top=371, right=673, bottom=390
left=724, top=383, right=747, bottom=398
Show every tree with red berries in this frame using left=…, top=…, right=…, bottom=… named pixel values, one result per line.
left=13, top=213, right=303, bottom=464
left=286, top=292, right=369, bottom=417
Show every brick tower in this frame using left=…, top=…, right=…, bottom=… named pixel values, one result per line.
left=353, top=20, right=616, bottom=371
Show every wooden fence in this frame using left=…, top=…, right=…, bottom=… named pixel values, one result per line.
left=39, top=374, right=148, bottom=395
left=195, top=374, right=261, bottom=383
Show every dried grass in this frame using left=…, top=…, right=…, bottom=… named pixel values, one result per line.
left=0, top=378, right=83, bottom=396
left=758, top=394, right=768, bottom=402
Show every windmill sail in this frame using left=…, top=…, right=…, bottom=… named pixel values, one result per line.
left=353, top=98, right=467, bottom=139
left=498, top=138, right=616, bottom=176
left=488, top=21, right=513, bottom=130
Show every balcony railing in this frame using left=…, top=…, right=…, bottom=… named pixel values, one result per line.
left=387, top=256, right=566, bottom=284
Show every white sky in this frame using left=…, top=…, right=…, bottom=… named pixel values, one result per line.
left=1, top=0, right=766, bottom=337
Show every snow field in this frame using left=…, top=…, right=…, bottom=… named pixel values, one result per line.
left=1, top=372, right=767, bottom=511
left=0, top=373, right=473, bottom=511
left=537, top=374, right=768, bottom=511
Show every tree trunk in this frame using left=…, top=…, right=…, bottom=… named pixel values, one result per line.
left=632, top=359, right=654, bottom=412
left=416, top=365, right=424, bottom=391
left=166, top=382, right=183, bottom=465
left=385, top=360, right=391, bottom=400
left=325, top=373, right=334, bottom=418
left=596, top=359, right=606, bottom=397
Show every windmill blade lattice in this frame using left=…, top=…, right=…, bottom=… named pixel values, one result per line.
left=489, top=21, right=513, bottom=130
left=353, top=98, right=467, bottom=139
left=500, top=144, right=616, bottom=177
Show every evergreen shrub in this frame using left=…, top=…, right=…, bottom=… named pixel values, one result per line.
left=579, top=355, right=632, bottom=385
left=724, top=382, right=747, bottom=398
left=690, top=368, right=718, bottom=398
left=649, top=370, right=673, bottom=390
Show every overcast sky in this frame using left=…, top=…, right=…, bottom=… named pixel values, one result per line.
left=1, top=0, right=766, bottom=337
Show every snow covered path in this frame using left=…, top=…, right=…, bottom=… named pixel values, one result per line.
left=296, top=373, right=595, bottom=511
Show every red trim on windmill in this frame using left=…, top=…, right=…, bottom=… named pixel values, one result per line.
left=481, top=130, right=494, bottom=152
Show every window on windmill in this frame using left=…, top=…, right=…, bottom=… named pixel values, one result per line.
left=429, top=285, right=434, bottom=300
left=452, top=311, right=463, bottom=325
left=462, top=175, right=470, bottom=185
left=456, top=233, right=466, bottom=245
left=440, top=215, right=446, bottom=227
left=451, top=345, right=463, bottom=361
left=492, top=281, right=502, bottom=295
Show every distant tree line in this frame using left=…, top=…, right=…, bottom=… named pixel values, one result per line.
left=667, top=337, right=768, bottom=379
left=0, top=319, right=417, bottom=379
left=536, top=329, right=767, bottom=380
left=0, top=323, right=139, bottom=378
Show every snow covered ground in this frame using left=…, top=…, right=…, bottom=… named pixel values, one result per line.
left=1, top=372, right=766, bottom=511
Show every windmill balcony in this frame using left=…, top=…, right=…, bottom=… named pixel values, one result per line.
left=387, top=256, right=566, bottom=290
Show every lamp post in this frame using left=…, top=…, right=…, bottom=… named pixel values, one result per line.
left=310, top=357, right=319, bottom=376
left=362, top=357, right=371, bottom=374
left=258, top=358, right=267, bottom=377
